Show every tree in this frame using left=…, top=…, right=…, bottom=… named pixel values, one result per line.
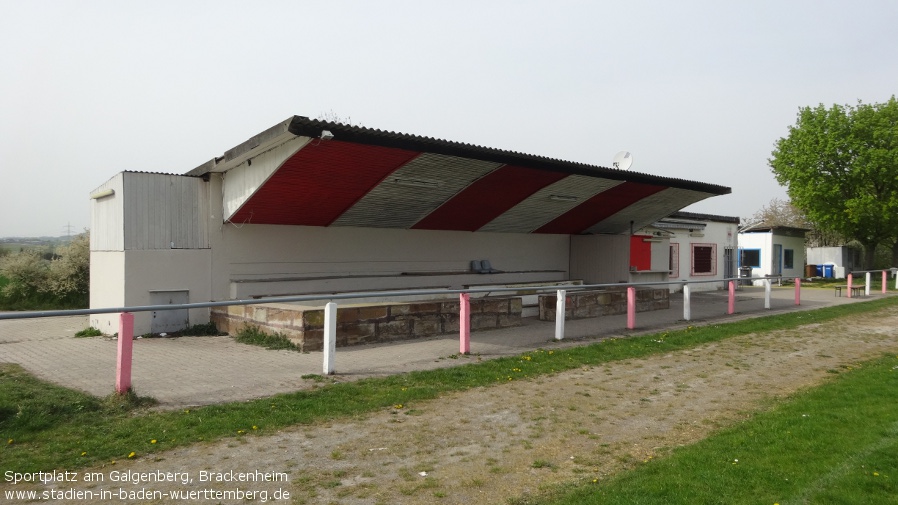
left=769, top=97, right=898, bottom=268
left=0, top=231, right=90, bottom=308
left=742, top=198, right=808, bottom=229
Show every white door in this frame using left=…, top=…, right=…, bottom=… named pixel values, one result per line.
left=150, top=290, right=189, bottom=334
left=772, top=245, right=783, bottom=276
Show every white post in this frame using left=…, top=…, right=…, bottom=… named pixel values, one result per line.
left=682, top=284, right=691, bottom=321
left=323, top=302, right=337, bottom=375
left=764, top=278, right=771, bottom=309
left=865, top=272, right=871, bottom=296
left=554, top=289, right=566, bottom=340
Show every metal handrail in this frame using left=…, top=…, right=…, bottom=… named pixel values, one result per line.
left=0, top=276, right=799, bottom=321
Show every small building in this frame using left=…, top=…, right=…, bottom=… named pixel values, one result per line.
left=634, top=211, right=740, bottom=292
left=806, top=246, right=860, bottom=278
left=89, top=116, right=731, bottom=336
left=737, top=224, right=808, bottom=284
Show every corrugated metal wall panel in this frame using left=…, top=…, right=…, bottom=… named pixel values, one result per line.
left=123, top=173, right=210, bottom=250
left=89, top=174, right=125, bottom=251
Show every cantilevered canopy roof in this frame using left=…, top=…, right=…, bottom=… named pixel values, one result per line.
left=187, top=116, right=730, bottom=235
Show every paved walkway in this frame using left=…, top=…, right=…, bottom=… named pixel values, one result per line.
left=0, top=285, right=885, bottom=408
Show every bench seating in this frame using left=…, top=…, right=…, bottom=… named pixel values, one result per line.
left=835, top=285, right=865, bottom=297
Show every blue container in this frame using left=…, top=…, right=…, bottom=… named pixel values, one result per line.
left=815, top=265, right=824, bottom=277
left=823, top=264, right=834, bottom=278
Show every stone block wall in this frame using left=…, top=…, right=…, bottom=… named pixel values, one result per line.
left=538, top=288, right=669, bottom=321
left=211, top=296, right=522, bottom=352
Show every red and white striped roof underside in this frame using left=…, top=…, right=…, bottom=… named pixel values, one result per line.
left=226, top=139, right=717, bottom=235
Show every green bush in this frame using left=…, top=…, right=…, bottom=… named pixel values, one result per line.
left=234, top=325, right=298, bottom=351
left=0, top=232, right=89, bottom=310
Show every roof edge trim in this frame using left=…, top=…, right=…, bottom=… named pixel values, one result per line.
left=286, top=116, right=731, bottom=195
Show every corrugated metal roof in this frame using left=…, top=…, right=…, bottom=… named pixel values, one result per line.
left=186, top=116, right=732, bottom=235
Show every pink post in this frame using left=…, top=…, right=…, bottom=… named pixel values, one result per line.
left=847, top=273, right=853, bottom=299
left=794, top=278, right=801, bottom=305
left=459, top=293, right=470, bottom=354
left=116, top=312, right=134, bottom=394
left=883, top=271, right=888, bottom=294
left=727, top=280, right=735, bottom=314
left=626, top=286, right=636, bottom=330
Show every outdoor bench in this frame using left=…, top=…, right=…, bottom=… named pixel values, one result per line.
left=834, top=285, right=865, bottom=297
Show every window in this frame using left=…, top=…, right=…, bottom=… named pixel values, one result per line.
left=739, top=248, right=761, bottom=268
left=784, top=249, right=794, bottom=269
left=669, top=243, right=680, bottom=278
left=691, top=243, right=717, bottom=276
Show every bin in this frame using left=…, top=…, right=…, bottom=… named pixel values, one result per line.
left=739, top=266, right=752, bottom=286
left=815, top=265, right=824, bottom=277
left=823, top=264, right=834, bottom=278
left=805, top=264, right=817, bottom=278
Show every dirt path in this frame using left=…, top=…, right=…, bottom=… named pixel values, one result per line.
left=13, top=309, right=898, bottom=504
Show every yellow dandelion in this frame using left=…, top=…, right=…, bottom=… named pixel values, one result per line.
left=128, top=452, right=135, bottom=458
left=151, top=439, right=157, bottom=444
left=81, top=452, right=87, bottom=457
left=7, top=439, right=12, bottom=445
left=252, top=425, right=258, bottom=430
left=874, top=472, right=880, bottom=476
left=394, top=404, right=403, bottom=409
left=237, top=430, right=245, bottom=434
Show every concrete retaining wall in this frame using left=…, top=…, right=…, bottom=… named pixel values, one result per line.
left=211, top=297, right=523, bottom=352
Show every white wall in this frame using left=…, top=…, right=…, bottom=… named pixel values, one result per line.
left=89, top=251, right=125, bottom=334
left=738, top=231, right=805, bottom=285
left=671, top=221, right=737, bottom=292
left=570, top=234, right=630, bottom=284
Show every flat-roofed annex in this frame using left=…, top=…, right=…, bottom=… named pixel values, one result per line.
left=187, top=116, right=731, bottom=235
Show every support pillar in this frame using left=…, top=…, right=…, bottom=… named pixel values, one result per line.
left=727, top=280, right=735, bottom=315
left=866, top=272, right=871, bottom=296
left=554, top=289, right=566, bottom=340
left=115, top=312, right=134, bottom=394
left=626, top=286, right=636, bottom=330
left=323, top=302, right=337, bottom=375
left=764, top=278, right=772, bottom=309
left=683, top=284, right=691, bottom=321
left=459, top=293, right=471, bottom=354
left=847, top=273, right=853, bottom=298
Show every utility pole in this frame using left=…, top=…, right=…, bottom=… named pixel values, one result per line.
left=62, top=222, right=75, bottom=238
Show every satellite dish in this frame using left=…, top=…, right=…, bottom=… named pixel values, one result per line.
left=612, top=151, right=633, bottom=171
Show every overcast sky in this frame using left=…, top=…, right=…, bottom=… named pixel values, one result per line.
left=2, top=1, right=896, bottom=237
